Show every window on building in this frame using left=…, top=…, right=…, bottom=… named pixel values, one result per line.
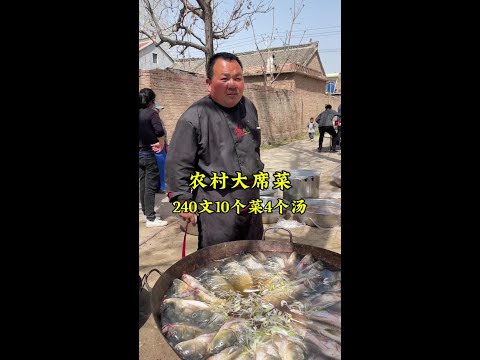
left=153, top=53, right=158, bottom=64
left=327, top=81, right=335, bottom=94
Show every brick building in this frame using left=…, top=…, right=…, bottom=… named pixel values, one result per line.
left=172, top=42, right=327, bottom=93
left=139, top=68, right=339, bottom=145
left=140, top=42, right=339, bottom=144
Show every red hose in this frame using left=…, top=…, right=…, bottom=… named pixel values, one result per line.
left=182, top=222, right=188, bottom=258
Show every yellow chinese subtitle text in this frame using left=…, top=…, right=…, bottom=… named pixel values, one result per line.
left=187, top=171, right=277, bottom=190
left=171, top=199, right=307, bottom=214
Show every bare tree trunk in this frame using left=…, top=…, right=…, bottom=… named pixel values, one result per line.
left=204, top=8, right=213, bottom=74
left=199, top=0, right=214, bottom=75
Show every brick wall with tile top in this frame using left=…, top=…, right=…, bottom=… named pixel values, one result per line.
left=139, top=69, right=340, bottom=144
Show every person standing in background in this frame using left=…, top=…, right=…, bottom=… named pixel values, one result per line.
left=139, top=88, right=168, bottom=227
left=315, top=104, right=340, bottom=153
left=336, top=103, right=341, bottom=148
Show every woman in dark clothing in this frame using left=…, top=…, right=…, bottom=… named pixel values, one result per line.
left=139, top=88, right=168, bottom=227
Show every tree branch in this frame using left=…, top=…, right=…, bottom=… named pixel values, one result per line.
left=249, top=15, right=268, bottom=88
left=140, top=29, right=207, bottom=52
left=176, top=23, right=206, bottom=45
left=141, top=0, right=207, bottom=52
left=271, top=0, right=305, bottom=84
left=140, top=0, right=274, bottom=65
left=195, top=0, right=209, bottom=13
left=213, top=0, right=272, bottom=39
left=181, top=0, right=203, bottom=17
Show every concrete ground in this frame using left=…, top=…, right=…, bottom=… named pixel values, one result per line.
left=139, top=136, right=341, bottom=360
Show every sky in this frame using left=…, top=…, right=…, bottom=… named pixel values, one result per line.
left=173, top=0, right=341, bottom=74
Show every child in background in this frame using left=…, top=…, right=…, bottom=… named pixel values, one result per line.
left=307, top=117, right=316, bottom=141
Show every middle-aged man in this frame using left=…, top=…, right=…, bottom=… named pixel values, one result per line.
left=166, top=52, right=264, bottom=250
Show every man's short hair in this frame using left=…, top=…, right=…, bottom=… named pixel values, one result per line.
left=207, top=52, right=243, bottom=79
left=325, top=104, right=332, bottom=109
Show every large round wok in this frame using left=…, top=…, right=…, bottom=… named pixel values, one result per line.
left=146, top=229, right=341, bottom=359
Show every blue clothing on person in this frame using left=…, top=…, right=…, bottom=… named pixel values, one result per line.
left=155, top=147, right=167, bottom=192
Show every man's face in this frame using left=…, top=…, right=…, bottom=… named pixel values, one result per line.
left=207, top=58, right=244, bottom=108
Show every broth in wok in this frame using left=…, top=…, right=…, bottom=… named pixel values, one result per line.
left=159, top=251, right=341, bottom=360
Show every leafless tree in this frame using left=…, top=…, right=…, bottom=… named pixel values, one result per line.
left=250, top=0, right=305, bottom=88
left=140, top=0, right=273, bottom=74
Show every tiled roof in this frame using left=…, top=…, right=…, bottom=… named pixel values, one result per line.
left=173, top=57, right=206, bottom=73
left=239, top=42, right=319, bottom=68
left=172, top=42, right=320, bottom=75
left=139, top=39, right=153, bottom=51
left=139, top=39, right=175, bottom=63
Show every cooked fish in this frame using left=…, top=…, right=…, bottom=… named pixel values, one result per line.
left=162, top=323, right=206, bottom=345
left=174, top=332, right=216, bottom=360
left=220, top=261, right=254, bottom=293
left=208, top=319, right=249, bottom=354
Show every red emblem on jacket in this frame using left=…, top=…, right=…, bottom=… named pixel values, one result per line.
left=234, top=126, right=247, bottom=141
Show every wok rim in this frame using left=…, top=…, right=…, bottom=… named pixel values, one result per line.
left=149, top=240, right=341, bottom=359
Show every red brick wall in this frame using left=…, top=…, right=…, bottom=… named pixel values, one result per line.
left=307, top=55, right=322, bottom=73
left=244, top=73, right=297, bottom=91
left=295, top=74, right=333, bottom=121
left=139, top=69, right=209, bottom=139
left=243, top=85, right=301, bottom=143
left=139, top=69, right=340, bottom=144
